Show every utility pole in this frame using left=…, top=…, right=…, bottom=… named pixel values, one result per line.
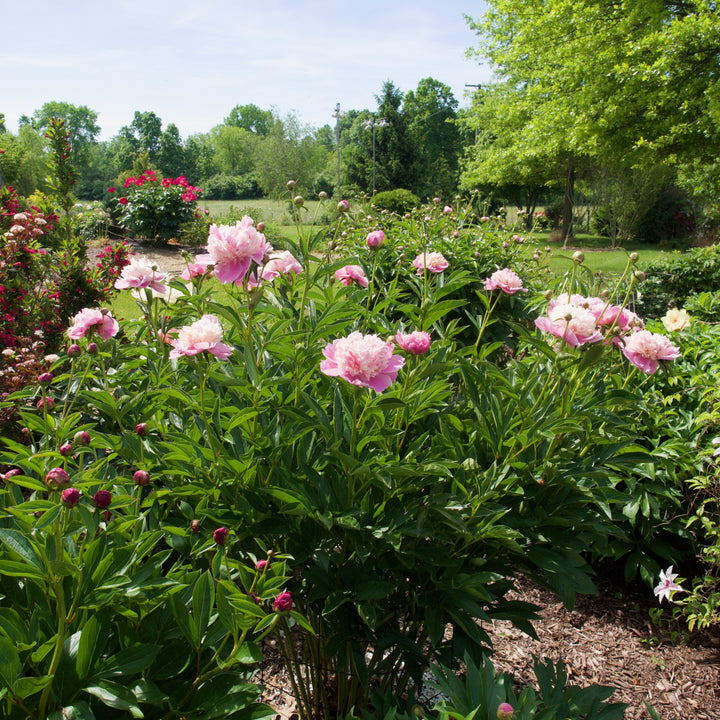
left=332, top=103, right=344, bottom=198
left=362, top=116, right=389, bottom=195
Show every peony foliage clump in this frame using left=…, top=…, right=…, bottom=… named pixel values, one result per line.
left=0, top=192, right=712, bottom=719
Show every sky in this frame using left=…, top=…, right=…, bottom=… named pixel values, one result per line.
left=4, top=0, right=492, bottom=142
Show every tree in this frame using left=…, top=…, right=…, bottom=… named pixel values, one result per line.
left=403, top=77, right=461, bottom=199
left=119, top=111, right=163, bottom=161
left=157, top=123, right=187, bottom=178
left=463, top=0, right=720, bottom=240
left=224, top=104, right=274, bottom=136
left=28, top=101, right=100, bottom=167
left=210, top=125, right=257, bottom=175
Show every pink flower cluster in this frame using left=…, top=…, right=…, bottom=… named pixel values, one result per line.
left=534, top=293, right=680, bottom=374
left=395, top=331, right=431, bottom=355
left=320, top=331, right=405, bottom=392
left=195, top=217, right=272, bottom=285
left=112, top=171, right=201, bottom=205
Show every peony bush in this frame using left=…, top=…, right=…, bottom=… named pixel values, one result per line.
left=0, top=191, right=709, bottom=719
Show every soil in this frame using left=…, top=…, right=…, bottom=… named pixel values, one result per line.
left=256, top=575, right=720, bottom=720
left=100, top=241, right=720, bottom=719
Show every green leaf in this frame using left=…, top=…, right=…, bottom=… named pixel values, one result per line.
left=76, top=614, right=106, bottom=681
left=0, top=528, right=46, bottom=572
left=192, top=570, right=215, bottom=640
left=0, top=637, right=21, bottom=690
left=85, top=680, right=144, bottom=717
left=47, top=700, right=97, bottom=720
left=97, top=645, right=161, bottom=678
left=12, top=674, right=53, bottom=700
left=171, top=594, right=199, bottom=649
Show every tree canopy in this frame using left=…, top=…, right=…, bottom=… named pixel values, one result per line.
left=462, top=0, right=720, bottom=235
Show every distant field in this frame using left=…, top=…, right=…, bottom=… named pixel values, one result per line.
left=198, top=198, right=324, bottom=223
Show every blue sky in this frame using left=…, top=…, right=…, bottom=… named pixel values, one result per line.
left=4, top=0, right=492, bottom=141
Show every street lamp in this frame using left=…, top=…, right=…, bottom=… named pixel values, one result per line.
left=362, top=116, right=389, bottom=195
left=332, top=103, right=345, bottom=198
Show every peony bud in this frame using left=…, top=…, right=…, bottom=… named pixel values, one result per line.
left=337, top=200, right=350, bottom=212
left=318, top=191, right=327, bottom=199
left=497, top=703, right=514, bottom=720
left=38, top=372, right=53, bottom=384
left=59, top=442, right=73, bottom=456
left=61, top=487, right=81, bottom=507
left=74, top=430, right=91, bottom=445
left=135, top=422, right=148, bottom=436
left=36, top=396, right=55, bottom=411
left=133, top=470, right=150, bottom=486
left=273, top=590, right=293, bottom=612
left=256, top=221, right=266, bottom=232
left=46, top=467, right=69, bottom=488
left=213, top=526, right=228, bottom=545
left=87, top=342, right=98, bottom=354
left=67, top=343, right=81, bottom=357
left=92, top=490, right=112, bottom=508
left=572, top=250, right=585, bottom=264
left=190, top=519, right=200, bottom=533
left=293, top=195, right=304, bottom=206
left=366, top=230, right=386, bottom=248
left=287, top=180, right=296, bottom=189
left=256, top=559, right=268, bottom=570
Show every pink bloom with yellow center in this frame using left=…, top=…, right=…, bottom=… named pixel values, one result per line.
left=195, top=217, right=272, bottom=285
left=395, top=331, right=432, bottom=355
left=169, top=315, right=233, bottom=360
left=621, top=330, right=680, bottom=374
left=484, top=268, right=526, bottom=294
left=412, top=252, right=449, bottom=275
left=67, top=308, right=119, bottom=340
left=114, top=256, right=167, bottom=293
left=335, top=265, right=368, bottom=288
left=534, top=303, right=602, bottom=347
left=320, top=331, right=405, bottom=392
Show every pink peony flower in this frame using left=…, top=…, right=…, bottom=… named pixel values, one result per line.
left=412, top=252, right=449, bottom=275
left=320, top=332, right=405, bottom=392
left=534, top=303, right=603, bottom=347
left=484, top=268, right=526, bottom=294
left=335, top=265, right=368, bottom=288
left=67, top=308, right=119, bottom=340
left=273, top=590, right=293, bottom=612
left=169, top=315, right=233, bottom=360
left=115, top=256, right=167, bottom=293
left=195, top=217, right=272, bottom=285
left=621, top=330, right=680, bottom=374
left=366, top=230, right=386, bottom=248
left=654, top=566, right=684, bottom=603
left=256, top=559, right=268, bottom=570
left=395, top=331, right=432, bottom=355
left=337, top=200, right=350, bottom=212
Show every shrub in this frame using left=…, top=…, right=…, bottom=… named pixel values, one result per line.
left=638, top=244, right=720, bottom=318
left=108, top=169, right=201, bottom=242
left=371, top=188, right=421, bottom=214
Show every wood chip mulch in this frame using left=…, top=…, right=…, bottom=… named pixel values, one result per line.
left=486, top=575, right=720, bottom=719
left=256, top=575, right=720, bottom=719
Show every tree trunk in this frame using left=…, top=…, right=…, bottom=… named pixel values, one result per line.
left=561, top=159, right=575, bottom=249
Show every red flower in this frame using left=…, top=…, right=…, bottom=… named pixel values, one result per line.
left=108, top=187, right=116, bottom=193
left=119, top=197, right=128, bottom=205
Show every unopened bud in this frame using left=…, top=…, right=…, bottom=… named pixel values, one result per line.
left=293, top=196, right=304, bottom=206
left=287, top=180, right=296, bottom=189
left=572, top=251, right=585, bottom=264
left=633, top=270, right=646, bottom=283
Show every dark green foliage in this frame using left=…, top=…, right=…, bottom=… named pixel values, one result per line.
left=638, top=244, right=720, bottom=317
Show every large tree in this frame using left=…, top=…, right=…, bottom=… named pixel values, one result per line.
left=403, top=77, right=461, bottom=199
left=463, top=0, right=720, bottom=239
